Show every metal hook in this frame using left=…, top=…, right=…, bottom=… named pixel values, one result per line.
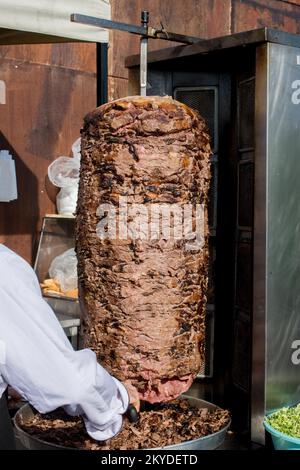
left=159, top=21, right=169, bottom=40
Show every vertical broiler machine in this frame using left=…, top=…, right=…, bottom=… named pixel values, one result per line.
left=125, top=27, right=300, bottom=445
left=71, top=13, right=300, bottom=445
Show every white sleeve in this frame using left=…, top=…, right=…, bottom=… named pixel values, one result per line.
left=0, top=250, right=129, bottom=441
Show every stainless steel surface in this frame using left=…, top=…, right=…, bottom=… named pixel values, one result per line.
left=252, top=42, right=300, bottom=444
left=44, top=295, right=81, bottom=319
left=152, top=396, right=230, bottom=450
left=266, top=43, right=300, bottom=410
left=55, top=312, right=80, bottom=329
left=251, top=43, right=268, bottom=445
left=140, top=37, right=147, bottom=96
left=14, top=405, right=72, bottom=451
left=125, top=28, right=300, bottom=68
left=70, top=13, right=201, bottom=44
left=14, top=396, right=230, bottom=451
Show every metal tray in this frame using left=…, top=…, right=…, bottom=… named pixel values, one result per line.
left=14, top=395, right=230, bottom=450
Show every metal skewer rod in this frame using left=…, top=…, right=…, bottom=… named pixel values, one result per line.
left=70, top=12, right=202, bottom=99
left=70, top=14, right=201, bottom=45
left=140, top=11, right=149, bottom=97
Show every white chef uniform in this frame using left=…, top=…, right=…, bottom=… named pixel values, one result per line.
left=0, top=244, right=129, bottom=441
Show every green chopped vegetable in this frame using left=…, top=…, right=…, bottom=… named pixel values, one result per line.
left=266, top=404, right=300, bottom=438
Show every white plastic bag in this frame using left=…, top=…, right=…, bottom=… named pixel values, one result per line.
left=72, top=137, right=81, bottom=160
left=47, top=138, right=81, bottom=215
left=49, top=248, right=78, bottom=293
left=48, top=156, right=80, bottom=188
left=56, top=185, right=79, bottom=215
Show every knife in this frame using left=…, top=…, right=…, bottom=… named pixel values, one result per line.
left=126, top=404, right=139, bottom=423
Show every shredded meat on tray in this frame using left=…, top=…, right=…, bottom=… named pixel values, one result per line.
left=19, top=399, right=230, bottom=450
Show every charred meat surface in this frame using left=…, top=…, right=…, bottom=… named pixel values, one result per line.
left=76, top=96, right=211, bottom=403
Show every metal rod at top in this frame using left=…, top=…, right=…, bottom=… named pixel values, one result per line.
left=140, top=11, right=149, bottom=96
left=71, top=11, right=202, bottom=98
left=70, top=14, right=201, bottom=44
left=141, top=10, right=149, bottom=28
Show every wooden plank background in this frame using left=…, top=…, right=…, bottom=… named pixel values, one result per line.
left=0, top=43, right=96, bottom=263
left=108, top=0, right=300, bottom=100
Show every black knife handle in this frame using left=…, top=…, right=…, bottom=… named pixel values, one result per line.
left=126, top=404, right=139, bottom=423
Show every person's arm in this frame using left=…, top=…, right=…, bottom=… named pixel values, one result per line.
left=0, top=250, right=129, bottom=441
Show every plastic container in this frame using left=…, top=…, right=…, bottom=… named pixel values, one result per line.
left=263, top=417, right=300, bottom=450
left=0, top=150, right=18, bottom=201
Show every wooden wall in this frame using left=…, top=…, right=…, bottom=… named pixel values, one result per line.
left=108, top=0, right=300, bottom=100
left=0, top=43, right=96, bottom=263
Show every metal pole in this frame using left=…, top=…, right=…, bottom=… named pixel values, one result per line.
left=140, top=11, right=149, bottom=96
left=71, top=14, right=201, bottom=44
